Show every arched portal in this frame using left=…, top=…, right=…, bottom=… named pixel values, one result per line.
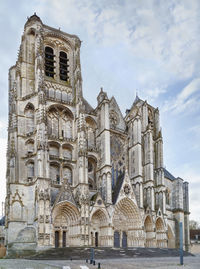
left=167, top=224, right=175, bottom=248
left=113, top=198, right=144, bottom=247
left=91, top=209, right=110, bottom=247
left=144, top=216, right=156, bottom=247
left=156, top=217, right=167, bottom=248
left=52, top=201, right=80, bottom=247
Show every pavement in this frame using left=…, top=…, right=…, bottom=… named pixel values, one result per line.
left=0, top=255, right=200, bottom=269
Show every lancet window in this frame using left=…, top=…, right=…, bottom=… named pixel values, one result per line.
left=48, top=107, right=73, bottom=139
left=88, top=157, right=97, bottom=190
left=50, top=163, right=60, bottom=184
left=27, top=161, right=34, bottom=178
left=59, top=51, right=69, bottom=81
left=25, top=104, right=34, bottom=134
left=45, top=46, right=55, bottom=78
left=63, top=166, right=72, bottom=184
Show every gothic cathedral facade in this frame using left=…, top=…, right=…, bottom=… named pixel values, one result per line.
left=5, top=15, right=190, bottom=254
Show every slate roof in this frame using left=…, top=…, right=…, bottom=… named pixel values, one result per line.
left=112, top=172, right=125, bottom=204
left=163, top=168, right=176, bottom=181
left=0, top=216, right=5, bottom=226
left=82, top=97, right=94, bottom=114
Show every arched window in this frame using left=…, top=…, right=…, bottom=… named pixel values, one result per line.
left=25, top=104, right=34, bottom=134
left=62, top=113, right=72, bottom=139
left=45, top=46, right=55, bottom=78
left=27, top=162, right=34, bottom=178
left=63, top=167, right=72, bottom=184
left=88, top=157, right=97, bottom=190
left=26, top=139, right=34, bottom=154
left=50, top=163, right=60, bottom=184
left=48, top=108, right=59, bottom=137
left=62, top=145, right=72, bottom=160
left=59, top=51, right=69, bottom=81
left=166, top=189, right=170, bottom=205
left=49, top=142, right=59, bottom=157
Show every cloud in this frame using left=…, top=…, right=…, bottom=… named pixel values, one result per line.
left=162, top=78, right=200, bottom=114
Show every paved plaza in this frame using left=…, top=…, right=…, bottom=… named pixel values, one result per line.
left=0, top=255, right=200, bottom=269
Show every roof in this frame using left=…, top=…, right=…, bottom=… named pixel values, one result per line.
left=112, top=172, right=125, bottom=204
left=82, top=97, right=94, bottom=114
left=163, top=168, right=176, bottom=181
left=0, top=216, right=5, bottom=226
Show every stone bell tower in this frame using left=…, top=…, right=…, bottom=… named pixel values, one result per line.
left=5, top=13, right=84, bottom=252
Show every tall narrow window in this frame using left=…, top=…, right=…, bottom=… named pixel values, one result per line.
left=45, top=47, right=55, bottom=78
left=27, top=162, right=34, bottom=178
left=59, top=51, right=69, bottom=81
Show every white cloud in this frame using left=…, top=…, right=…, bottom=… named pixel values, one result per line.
left=162, top=78, right=200, bottom=114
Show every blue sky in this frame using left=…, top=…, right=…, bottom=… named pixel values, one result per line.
left=0, top=0, right=199, bottom=222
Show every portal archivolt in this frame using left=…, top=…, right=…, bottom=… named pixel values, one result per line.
left=52, top=201, right=80, bottom=247
left=113, top=198, right=144, bottom=247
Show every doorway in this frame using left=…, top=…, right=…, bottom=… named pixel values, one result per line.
left=55, top=231, right=59, bottom=248
left=62, top=231, right=66, bottom=247
left=122, top=231, right=127, bottom=247
left=95, top=232, right=98, bottom=247
left=114, top=231, right=120, bottom=248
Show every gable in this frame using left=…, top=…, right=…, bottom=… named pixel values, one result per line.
left=112, top=169, right=138, bottom=206
left=109, top=97, right=126, bottom=131
left=53, top=179, right=76, bottom=208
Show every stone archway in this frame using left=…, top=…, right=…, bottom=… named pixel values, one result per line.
left=113, top=198, right=144, bottom=247
left=167, top=224, right=175, bottom=248
left=52, top=201, right=80, bottom=247
left=91, top=209, right=110, bottom=247
left=156, top=217, right=167, bottom=248
left=144, top=216, right=156, bottom=247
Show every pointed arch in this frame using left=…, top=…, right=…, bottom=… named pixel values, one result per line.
left=113, top=197, right=144, bottom=247
left=24, top=103, right=35, bottom=134
left=144, top=215, right=156, bottom=247
left=52, top=201, right=80, bottom=247
left=156, top=217, right=167, bottom=248
left=90, top=209, right=109, bottom=247
left=167, top=224, right=175, bottom=248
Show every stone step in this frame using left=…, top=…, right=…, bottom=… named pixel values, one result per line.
left=26, top=247, right=193, bottom=260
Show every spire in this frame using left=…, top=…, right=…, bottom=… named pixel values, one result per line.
left=135, top=89, right=140, bottom=103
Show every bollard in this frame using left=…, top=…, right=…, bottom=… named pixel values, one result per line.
left=86, top=259, right=88, bottom=263
left=93, top=260, right=95, bottom=266
left=179, top=222, right=184, bottom=265
left=98, top=263, right=101, bottom=269
left=90, top=259, right=93, bottom=264
left=90, top=247, right=94, bottom=261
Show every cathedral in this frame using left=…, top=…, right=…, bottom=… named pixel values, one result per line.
left=5, top=14, right=190, bottom=255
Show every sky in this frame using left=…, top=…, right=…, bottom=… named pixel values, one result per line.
left=0, top=0, right=199, bottom=222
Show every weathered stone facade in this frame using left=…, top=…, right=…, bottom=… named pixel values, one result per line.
left=5, top=14, right=190, bottom=254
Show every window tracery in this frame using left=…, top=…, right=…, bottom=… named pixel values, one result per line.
left=48, top=106, right=73, bottom=139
